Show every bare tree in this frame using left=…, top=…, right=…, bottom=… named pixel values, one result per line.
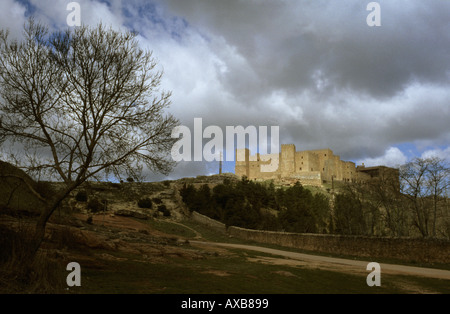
left=399, top=157, right=449, bottom=238
left=399, top=158, right=430, bottom=237
left=0, top=20, right=179, bottom=254
left=425, top=157, right=449, bottom=237
left=365, top=169, right=409, bottom=237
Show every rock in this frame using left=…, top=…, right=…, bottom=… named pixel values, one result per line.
left=114, top=209, right=150, bottom=220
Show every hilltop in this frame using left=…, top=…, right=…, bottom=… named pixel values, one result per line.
left=1, top=162, right=449, bottom=294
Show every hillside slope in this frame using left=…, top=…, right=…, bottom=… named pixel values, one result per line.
left=0, top=161, right=46, bottom=215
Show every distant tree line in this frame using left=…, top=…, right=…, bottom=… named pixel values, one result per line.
left=181, top=157, right=449, bottom=239
left=180, top=177, right=331, bottom=233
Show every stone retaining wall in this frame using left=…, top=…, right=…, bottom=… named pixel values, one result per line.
left=227, top=226, right=450, bottom=264
left=191, top=211, right=227, bottom=234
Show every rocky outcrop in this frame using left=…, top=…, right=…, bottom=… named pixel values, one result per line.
left=114, top=209, right=150, bottom=220
left=0, top=160, right=46, bottom=215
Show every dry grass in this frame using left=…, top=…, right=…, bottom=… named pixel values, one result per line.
left=0, top=217, right=69, bottom=293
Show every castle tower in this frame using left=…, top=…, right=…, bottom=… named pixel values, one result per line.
left=235, top=148, right=250, bottom=178
left=280, top=144, right=296, bottom=177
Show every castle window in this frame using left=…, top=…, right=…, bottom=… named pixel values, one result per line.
left=324, top=154, right=327, bottom=157
left=299, top=167, right=302, bottom=171
left=323, top=168, right=325, bottom=171
left=311, top=168, right=313, bottom=171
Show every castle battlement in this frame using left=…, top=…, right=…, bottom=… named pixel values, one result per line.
left=235, top=145, right=399, bottom=187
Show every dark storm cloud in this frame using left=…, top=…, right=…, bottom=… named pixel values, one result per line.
left=164, top=0, right=450, bottom=99
left=1, top=0, right=449, bottom=180
left=156, top=0, right=450, bottom=168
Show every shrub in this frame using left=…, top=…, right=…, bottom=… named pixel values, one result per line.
left=157, top=204, right=171, bottom=217
left=163, top=180, right=171, bottom=187
left=157, top=204, right=166, bottom=212
left=87, top=198, right=105, bottom=213
left=137, top=197, right=152, bottom=209
left=126, top=177, right=134, bottom=183
left=152, top=197, right=162, bottom=204
left=75, top=190, right=88, bottom=202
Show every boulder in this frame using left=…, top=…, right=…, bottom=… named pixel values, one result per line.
left=114, top=209, right=150, bottom=220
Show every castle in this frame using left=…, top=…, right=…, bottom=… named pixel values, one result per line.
left=235, top=144, right=399, bottom=187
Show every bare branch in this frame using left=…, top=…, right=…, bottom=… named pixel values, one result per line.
left=0, top=20, right=180, bottom=254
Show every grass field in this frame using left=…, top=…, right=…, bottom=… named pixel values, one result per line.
left=70, top=217, right=450, bottom=294
left=78, top=248, right=450, bottom=294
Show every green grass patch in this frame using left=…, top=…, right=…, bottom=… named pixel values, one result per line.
left=76, top=247, right=450, bottom=294
left=139, top=218, right=198, bottom=239
left=64, top=213, right=450, bottom=294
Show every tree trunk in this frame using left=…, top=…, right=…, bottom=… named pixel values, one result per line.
left=31, top=183, right=79, bottom=257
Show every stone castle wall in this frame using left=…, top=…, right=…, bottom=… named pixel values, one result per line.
left=228, top=226, right=450, bottom=264
left=191, top=211, right=227, bottom=234
left=235, top=145, right=399, bottom=187
left=235, top=145, right=360, bottom=186
left=191, top=211, right=449, bottom=264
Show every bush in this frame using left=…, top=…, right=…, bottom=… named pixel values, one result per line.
left=137, top=198, right=152, bottom=209
left=152, top=197, right=162, bottom=204
left=87, top=198, right=105, bottom=213
left=75, top=190, right=88, bottom=202
left=157, top=204, right=171, bottom=217
left=126, top=177, right=134, bottom=183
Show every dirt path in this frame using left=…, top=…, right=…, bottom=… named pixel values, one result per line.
left=191, top=241, right=450, bottom=280
left=166, top=220, right=203, bottom=239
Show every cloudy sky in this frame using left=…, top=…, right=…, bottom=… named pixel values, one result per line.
left=1, top=0, right=449, bottom=180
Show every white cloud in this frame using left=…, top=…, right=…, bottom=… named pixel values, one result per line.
left=1, top=0, right=449, bottom=180
left=356, top=147, right=408, bottom=168
left=0, top=0, right=27, bottom=39
left=421, top=147, right=450, bottom=162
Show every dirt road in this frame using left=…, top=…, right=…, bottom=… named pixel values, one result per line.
left=191, top=241, right=450, bottom=280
